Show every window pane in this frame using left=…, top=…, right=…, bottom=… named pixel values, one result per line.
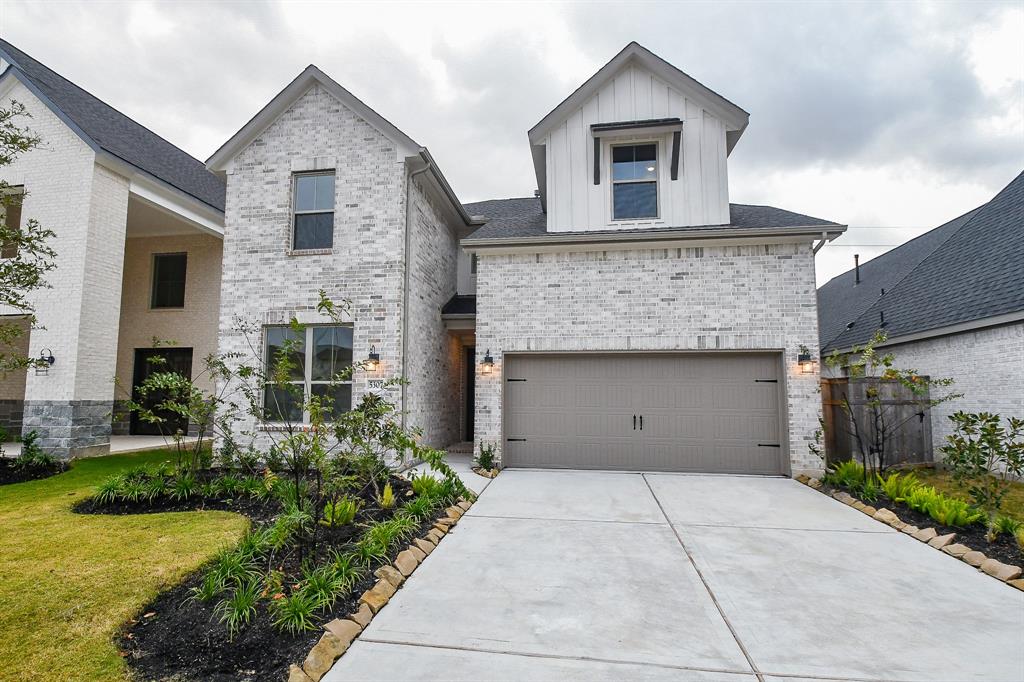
left=314, top=174, right=335, bottom=211
left=311, top=326, right=353, bottom=380
left=311, top=383, right=352, bottom=417
left=613, top=182, right=658, bottom=220
left=266, top=327, right=305, bottom=380
left=294, top=213, right=334, bottom=250
left=1, top=198, right=21, bottom=259
left=612, top=144, right=657, bottom=182
left=151, top=254, right=187, bottom=308
left=263, top=384, right=303, bottom=422
left=295, top=175, right=316, bottom=211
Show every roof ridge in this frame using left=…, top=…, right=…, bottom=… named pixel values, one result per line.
left=821, top=201, right=990, bottom=349
left=0, top=38, right=209, bottom=169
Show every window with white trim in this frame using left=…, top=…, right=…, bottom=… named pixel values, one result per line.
left=1, top=186, right=24, bottom=259
left=293, top=172, right=335, bottom=250
left=611, top=143, right=658, bottom=220
left=264, top=325, right=353, bottom=422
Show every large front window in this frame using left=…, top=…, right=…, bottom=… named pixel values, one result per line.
left=293, top=172, right=336, bottom=250
left=151, top=253, right=187, bottom=308
left=611, top=143, right=658, bottom=220
left=264, top=325, right=353, bottom=422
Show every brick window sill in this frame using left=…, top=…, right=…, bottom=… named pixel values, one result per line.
left=287, top=248, right=333, bottom=257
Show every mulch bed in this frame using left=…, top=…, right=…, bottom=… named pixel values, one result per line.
left=79, top=473, right=433, bottom=681
left=0, top=457, right=67, bottom=486
left=821, top=483, right=1023, bottom=566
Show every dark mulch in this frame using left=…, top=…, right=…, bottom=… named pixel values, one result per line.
left=0, top=457, right=68, bottom=486
left=822, top=483, right=1024, bottom=567
left=82, top=472, right=438, bottom=681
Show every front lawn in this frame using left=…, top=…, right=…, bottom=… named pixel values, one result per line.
left=0, top=450, right=248, bottom=681
left=914, top=467, right=1024, bottom=524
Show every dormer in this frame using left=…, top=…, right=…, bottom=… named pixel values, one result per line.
left=528, top=43, right=749, bottom=233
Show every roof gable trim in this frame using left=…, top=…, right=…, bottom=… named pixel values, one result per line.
left=207, top=65, right=420, bottom=171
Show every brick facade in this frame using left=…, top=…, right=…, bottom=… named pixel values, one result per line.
left=217, top=83, right=462, bottom=453
left=884, top=322, right=1024, bottom=454
left=473, top=242, right=824, bottom=474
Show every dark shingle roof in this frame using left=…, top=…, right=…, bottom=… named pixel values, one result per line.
left=462, top=196, right=841, bottom=242
left=0, top=39, right=225, bottom=212
left=441, top=295, right=476, bottom=316
left=818, top=170, right=1024, bottom=352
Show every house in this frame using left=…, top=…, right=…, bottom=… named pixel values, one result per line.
left=0, top=39, right=225, bottom=458
left=1, top=39, right=847, bottom=476
left=818, top=170, right=1024, bottom=454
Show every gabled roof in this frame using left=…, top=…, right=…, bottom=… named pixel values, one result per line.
left=528, top=42, right=750, bottom=149
left=818, top=170, right=1024, bottom=352
left=0, top=39, right=225, bottom=212
left=462, top=196, right=843, bottom=243
left=207, top=65, right=420, bottom=171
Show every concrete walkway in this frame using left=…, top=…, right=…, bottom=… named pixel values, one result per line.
left=327, top=470, right=1024, bottom=682
left=1, top=435, right=203, bottom=458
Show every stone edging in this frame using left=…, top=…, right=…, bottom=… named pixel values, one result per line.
left=287, top=498, right=474, bottom=682
left=794, top=474, right=1024, bottom=592
left=471, top=466, right=499, bottom=479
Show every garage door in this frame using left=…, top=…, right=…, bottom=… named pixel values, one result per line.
left=503, top=353, right=784, bottom=474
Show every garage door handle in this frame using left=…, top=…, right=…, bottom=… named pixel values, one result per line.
left=640, top=415, right=643, bottom=430
left=757, top=443, right=781, bottom=447
left=633, top=414, right=637, bottom=430
left=507, top=438, right=527, bottom=442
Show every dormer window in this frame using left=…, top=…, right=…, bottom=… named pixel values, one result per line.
left=611, top=143, right=658, bottom=220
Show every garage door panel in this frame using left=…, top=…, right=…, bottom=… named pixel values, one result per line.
left=503, top=353, right=784, bottom=474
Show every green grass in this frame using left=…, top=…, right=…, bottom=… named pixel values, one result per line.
left=914, top=468, right=1024, bottom=524
left=0, top=450, right=248, bottom=682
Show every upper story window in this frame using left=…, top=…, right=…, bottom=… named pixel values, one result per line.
left=1, top=187, right=24, bottom=259
left=611, top=143, right=658, bottom=220
left=151, top=253, right=187, bottom=308
left=263, top=325, right=353, bottom=422
left=293, top=172, right=335, bottom=250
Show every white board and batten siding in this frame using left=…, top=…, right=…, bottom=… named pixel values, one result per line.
left=544, top=64, right=730, bottom=233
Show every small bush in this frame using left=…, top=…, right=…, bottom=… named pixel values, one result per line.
left=94, top=476, right=125, bottom=505
left=13, top=430, right=58, bottom=472
left=320, top=497, right=359, bottom=528
left=987, top=515, right=1022, bottom=542
left=214, top=579, right=260, bottom=640
left=169, top=476, right=198, bottom=501
left=475, top=441, right=496, bottom=470
left=903, top=485, right=984, bottom=528
left=410, top=473, right=440, bottom=498
left=271, top=590, right=318, bottom=634
left=824, top=459, right=865, bottom=490
left=299, top=564, right=345, bottom=610
left=880, top=472, right=921, bottom=503
left=860, top=477, right=882, bottom=503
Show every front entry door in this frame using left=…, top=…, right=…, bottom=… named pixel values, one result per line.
left=130, top=348, right=194, bottom=436
left=465, top=347, right=475, bottom=442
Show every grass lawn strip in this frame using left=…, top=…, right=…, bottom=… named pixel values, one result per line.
left=0, top=450, right=248, bottom=682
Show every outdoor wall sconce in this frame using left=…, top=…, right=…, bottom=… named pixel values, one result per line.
left=481, top=349, right=494, bottom=374
left=36, top=348, right=55, bottom=375
left=798, top=346, right=815, bottom=374
left=365, top=345, right=380, bottom=371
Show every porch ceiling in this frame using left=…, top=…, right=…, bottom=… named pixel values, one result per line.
left=126, top=193, right=219, bottom=238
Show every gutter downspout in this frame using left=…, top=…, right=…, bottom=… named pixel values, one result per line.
left=401, top=154, right=432, bottom=429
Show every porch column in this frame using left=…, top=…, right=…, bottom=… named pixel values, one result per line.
left=22, top=164, right=129, bottom=458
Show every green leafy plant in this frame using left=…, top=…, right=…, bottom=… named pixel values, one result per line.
left=475, top=441, right=496, bottom=470
left=410, top=473, right=440, bottom=498
left=879, top=472, right=921, bottom=503
left=823, top=459, right=866, bottom=490
left=320, top=496, right=359, bottom=528
left=1016, top=528, right=1024, bottom=553
left=903, top=485, right=984, bottom=528
left=940, top=412, right=1024, bottom=521
left=987, top=515, right=1023, bottom=542
left=859, top=477, right=882, bottom=503
left=299, top=564, right=346, bottom=610
left=169, top=476, right=198, bottom=502
left=214, top=579, right=260, bottom=640
left=378, top=482, right=396, bottom=509
left=13, top=430, right=58, bottom=472
left=271, top=590, right=318, bottom=634
left=94, top=476, right=125, bottom=505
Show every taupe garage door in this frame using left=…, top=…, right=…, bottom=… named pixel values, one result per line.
left=503, top=353, right=784, bottom=474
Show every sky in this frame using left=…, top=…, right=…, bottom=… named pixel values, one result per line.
left=1, top=0, right=1022, bottom=285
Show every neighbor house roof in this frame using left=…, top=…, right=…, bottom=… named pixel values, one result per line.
left=462, top=196, right=843, bottom=244
left=0, top=39, right=226, bottom=212
left=818, top=170, right=1024, bottom=353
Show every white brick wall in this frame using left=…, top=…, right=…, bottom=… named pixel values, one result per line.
left=473, top=242, right=824, bottom=473
left=884, top=322, right=1024, bottom=453
left=218, top=82, right=437, bottom=450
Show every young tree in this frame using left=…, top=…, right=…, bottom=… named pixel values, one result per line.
left=825, top=330, right=960, bottom=481
left=941, top=412, right=1024, bottom=521
left=0, top=100, right=57, bottom=375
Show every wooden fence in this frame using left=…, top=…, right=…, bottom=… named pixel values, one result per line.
left=821, top=377, right=933, bottom=467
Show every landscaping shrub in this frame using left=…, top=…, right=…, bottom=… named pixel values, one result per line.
left=823, top=459, right=866, bottom=490
left=879, top=472, right=921, bottom=503
left=940, top=411, right=1024, bottom=521
left=475, top=441, right=497, bottom=470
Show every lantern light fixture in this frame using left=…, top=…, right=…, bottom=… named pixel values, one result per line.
left=366, top=345, right=380, bottom=371
left=481, top=349, right=494, bottom=374
left=798, top=348, right=815, bottom=374
left=36, top=348, right=55, bottom=376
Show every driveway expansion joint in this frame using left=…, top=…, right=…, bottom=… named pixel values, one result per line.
left=465, top=512, right=667, bottom=526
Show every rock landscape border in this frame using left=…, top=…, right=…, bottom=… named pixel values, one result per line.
left=288, top=497, right=475, bottom=681
left=794, top=474, right=1024, bottom=591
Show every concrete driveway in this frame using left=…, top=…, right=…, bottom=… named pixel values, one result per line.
left=326, top=470, right=1024, bottom=681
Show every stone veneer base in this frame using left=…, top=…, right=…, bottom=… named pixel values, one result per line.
left=22, top=399, right=113, bottom=459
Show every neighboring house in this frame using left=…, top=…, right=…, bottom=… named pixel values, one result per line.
left=818, top=170, right=1024, bottom=453
left=0, top=39, right=225, bottom=457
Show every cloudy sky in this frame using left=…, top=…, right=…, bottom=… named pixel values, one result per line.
left=2, top=0, right=1021, bottom=284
